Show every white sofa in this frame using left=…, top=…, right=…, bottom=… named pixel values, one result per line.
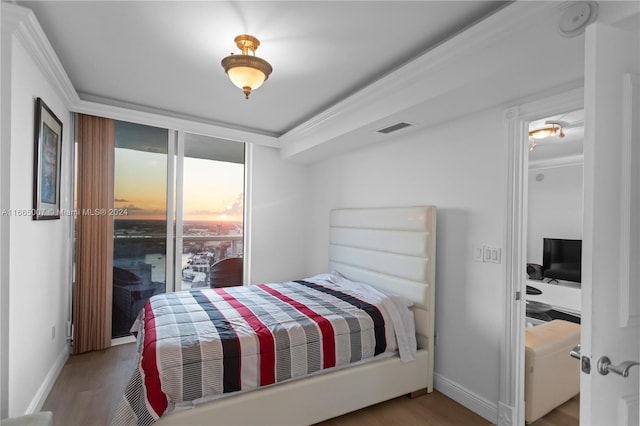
left=524, top=319, right=580, bottom=423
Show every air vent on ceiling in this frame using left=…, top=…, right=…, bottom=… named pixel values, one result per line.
left=376, top=121, right=413, bottom=134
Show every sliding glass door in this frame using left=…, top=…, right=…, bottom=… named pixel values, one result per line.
left=112, top=121, right=168, bottom=338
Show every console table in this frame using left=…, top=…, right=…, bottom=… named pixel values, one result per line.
left=525, top=280, right=581, bottom=316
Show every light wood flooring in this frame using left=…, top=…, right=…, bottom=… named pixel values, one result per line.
left=42, top=343, right=577, bottom=426
left=42, top=343, right=138, bottom=426
left=313, top=391, right=491, bottom=426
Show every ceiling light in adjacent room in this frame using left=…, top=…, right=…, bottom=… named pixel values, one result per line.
left=529, top=122, right=564, bottom=140
left=221, top=34, right=273, bottom=99
left=528, top=122, right=564, bottom=151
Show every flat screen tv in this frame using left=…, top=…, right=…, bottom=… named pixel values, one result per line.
left=542, top=238, right=582, bottom=283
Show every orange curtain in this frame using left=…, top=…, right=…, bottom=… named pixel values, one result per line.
left=73, top=114, right=115, bottom=354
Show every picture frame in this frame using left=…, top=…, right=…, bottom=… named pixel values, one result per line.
left=33, top=97, right=63, bottom=220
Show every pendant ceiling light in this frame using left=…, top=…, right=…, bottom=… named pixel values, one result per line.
left=529, top=123, right=564, bottom=140
left=528, top=122, right=565, bottom=151
left=221, top=34, right=273, bottom=99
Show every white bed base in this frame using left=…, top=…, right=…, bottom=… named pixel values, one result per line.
left=156, top=206, right=436, bottom=425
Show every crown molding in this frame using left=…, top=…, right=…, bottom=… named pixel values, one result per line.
left=278, top=1, right=567, bottom=160
left=74, top=97, right=278, bottom=147
left=528, top=153, right=584, bottom=170
left=2, top=3, right=79, bottom=109
left=2, top=2, right=277, bottom=147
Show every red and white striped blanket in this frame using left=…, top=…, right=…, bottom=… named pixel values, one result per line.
left=112, top=275, right=408, bottom=426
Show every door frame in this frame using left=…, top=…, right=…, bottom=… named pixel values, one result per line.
left=499, top=86, right=584, bottom=426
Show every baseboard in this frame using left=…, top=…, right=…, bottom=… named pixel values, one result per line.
left=497, top=400, right=517, bottom=426
left=434, top=372, right=498, bottom=424
left=26, top=343, right=69, bottom=414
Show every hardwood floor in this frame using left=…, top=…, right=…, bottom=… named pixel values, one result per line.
left=42, top=343, right=138, bottom=426
left=41, top=343, right=576, bottom=426
left=313, top=391, right=491, bottom=426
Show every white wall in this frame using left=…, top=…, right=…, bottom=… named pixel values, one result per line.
left=527, top=164, right=583, bottom=265
left=306, top=108, right=507, bottom=421
left=247, top=145, right=311, bottom=284
left=2, top=28, right=73, bottom=416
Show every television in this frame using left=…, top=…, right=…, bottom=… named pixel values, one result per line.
left=542, top=238, right=582, bottom=283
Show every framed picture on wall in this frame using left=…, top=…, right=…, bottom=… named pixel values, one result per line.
left=33, top=97, right=62, bottom=220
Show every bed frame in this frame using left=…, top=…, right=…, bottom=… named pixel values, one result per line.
left=156, top=206, right=436, bottom=425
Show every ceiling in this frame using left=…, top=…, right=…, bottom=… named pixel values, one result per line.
left=15, top=1, right=638, bottom=164
left=17, top=1, right=509, bottom=137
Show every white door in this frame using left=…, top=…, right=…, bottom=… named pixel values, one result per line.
left=581, top=21, right=639, bottom=425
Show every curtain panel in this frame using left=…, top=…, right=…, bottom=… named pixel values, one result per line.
left=73, top=114, right=115, bottom=354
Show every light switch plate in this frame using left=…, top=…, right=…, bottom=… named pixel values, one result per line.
left=483, top=246, right=502, bottom=264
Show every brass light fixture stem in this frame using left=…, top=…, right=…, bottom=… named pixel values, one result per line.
left=235, top=34, right=259, bottom=55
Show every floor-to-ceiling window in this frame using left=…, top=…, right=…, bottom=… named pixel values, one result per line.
left=179, top=133, right=245, bottom=290
left=107, top=123, right=245, bottom=339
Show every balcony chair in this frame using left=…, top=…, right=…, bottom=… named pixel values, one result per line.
left=209, top=257, right=243, bottom=288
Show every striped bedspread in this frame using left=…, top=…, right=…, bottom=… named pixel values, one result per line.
left=112, top=274, right=413, bottom=426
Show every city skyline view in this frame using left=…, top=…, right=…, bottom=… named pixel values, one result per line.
left=114, top=148, right=244, bottom=222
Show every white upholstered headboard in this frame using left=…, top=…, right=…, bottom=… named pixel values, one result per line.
left=328, top=206, right=436, bottom=357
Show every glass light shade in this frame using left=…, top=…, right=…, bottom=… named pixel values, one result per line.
left=221, top=49, right=272, bottom=99
left=529, top=125, right=561, bottom=140
left=529, top=128, right=554, bottom=139
left=227, top=66, right=266, bottom=90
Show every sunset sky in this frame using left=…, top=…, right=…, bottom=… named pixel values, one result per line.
left=114, top=148, right=244, bottom=222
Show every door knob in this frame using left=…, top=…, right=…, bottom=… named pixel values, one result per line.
left=597, top=356, right=640, bottom=377
left=570, top=344, right=581, bottom=360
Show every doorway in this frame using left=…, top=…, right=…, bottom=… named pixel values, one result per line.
left=522, top=109, right=584, bottom=424
left=499, top=87, right=584, bottom=425
left=502, top=17, right=639, bottom=426
left=525, top=109, right=584, bottom=326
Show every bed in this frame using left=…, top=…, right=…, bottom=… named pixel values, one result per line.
left=113, top=206, right=436, bottom=426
